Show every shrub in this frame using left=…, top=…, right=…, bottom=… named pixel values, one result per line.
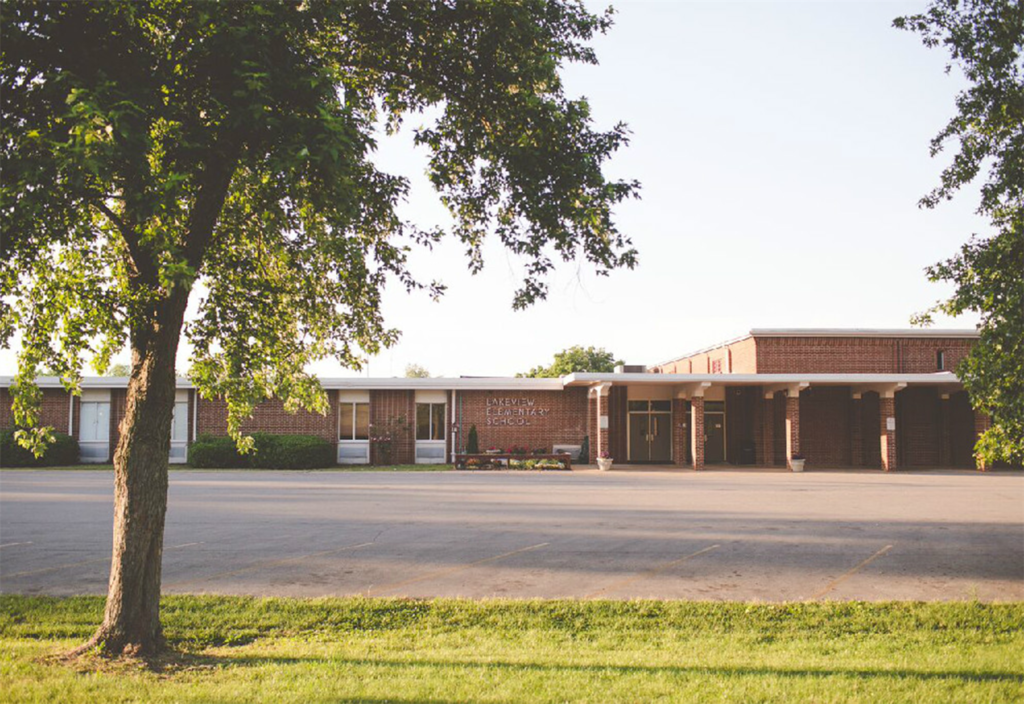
left=466, top=424, right=479, bottom=454
left=187, top=434, right=248, bottom=468
left=0, top=429, right=79, bottom=467
left=188, top=433, right=335, bottom=469
left=249, top=433, right=334, bottom=469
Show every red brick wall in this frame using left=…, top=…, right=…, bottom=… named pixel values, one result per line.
left=459, top=388, right=589, bottom=453
left=654, top=338, right=757, bottom=374
left=897, top=387, right=941, bottom=467
left=0, top=387, right=72, bottom=433
left=111, top=388, right=128, bottom=458
left=799, top=387, right=851, bottom=467
left=754, top=337, right=976, bottom=374
left=370, top=390, right=414, bottom=465
left=197, top=395, right=338, bottom=441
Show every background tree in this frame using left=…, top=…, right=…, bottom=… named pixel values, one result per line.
left=520, top=345, right=622, bottom=378
left=404, top=364, right=431, bottom=379
left=1, top=1, right=638, bottom=656
left=895, top=0, right=1023, bottom=466
left=104, top=363, right=132, bottom=377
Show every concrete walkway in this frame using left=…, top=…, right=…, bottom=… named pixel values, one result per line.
left=1, top=468, right=1021, bottom=601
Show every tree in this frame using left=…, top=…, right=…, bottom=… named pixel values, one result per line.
left=1, top=1, right=638, bottom=656
left=895, top=0, right=1023, bottom=466
left=404, top=364, right=431, bottom=379
left=105, top=363, right=132, bottom=377
left=520, top=345, right=621, bottom=378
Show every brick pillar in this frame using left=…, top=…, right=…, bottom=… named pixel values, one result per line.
left=938, top=394, right=951, bottom=467
left=761, top=392, right=775, bottom=467
left=672, top=399, right=688, bottom=467
left=785, top=393, right=800, bottom=470
left=588, top=393, right=597, bottom=463
left=691, top=397, right=705, bottom=471
left=879, top=395, right=897, bottom=471
left=850, top=394, right=863, bottom=467
left=973, top=411, right=991, bottom=471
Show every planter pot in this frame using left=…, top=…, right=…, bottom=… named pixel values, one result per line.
left=597, top=458, right=614, bottom=471
left=790, top=459, right=805, bottom=472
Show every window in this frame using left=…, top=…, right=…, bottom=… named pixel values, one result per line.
left=416, top=403, right=446, bottom=441
left=937, top=350, right=945, bottom=371
left=339, top=402, right=370, bottom=440
left=711, top=359, right=723, bottom=374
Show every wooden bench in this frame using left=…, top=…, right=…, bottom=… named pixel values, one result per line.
left=455, top=453, right=573, bottom=471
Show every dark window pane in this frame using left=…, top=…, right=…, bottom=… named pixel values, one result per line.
left=339, top=403, right=354, bottom=440
left=704, top=401, right=725, bottom=413
left=354, top=403, right=370, bottom=440
left=416, top=404, right=431, bottom=440
left=651, top=400, right=671, bottom=412
left=628, top=401, right=648, bottom=412
left=431, top=404, right=446, bottom=440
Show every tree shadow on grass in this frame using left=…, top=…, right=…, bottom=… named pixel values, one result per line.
left=184, top=652, right=1024, bottom=684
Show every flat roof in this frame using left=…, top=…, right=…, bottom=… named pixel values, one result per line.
left=564, top=372, right=962, bottom=387
left=651, top=328, right=979, bottom=368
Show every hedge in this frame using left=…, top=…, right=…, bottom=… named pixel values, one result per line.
left=188, top=433, right=335, bottom=469
left=0, top=429, right=79, bottom=467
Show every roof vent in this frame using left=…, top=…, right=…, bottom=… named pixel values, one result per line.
left=614, top=364, right=646, bottom=374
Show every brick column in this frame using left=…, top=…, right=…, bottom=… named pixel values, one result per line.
left=850, top=393, right=863, bottom=467
left=938, top=394, right=951, bottom=467
left=690, top=397, right=705, bottom=471
left=879, top=395, right=897, bottom=471
left=973, top=411, right=991, bottom=471
left=672, top=399, right=688, bottom=467
left=785, top=392, right=800, bottom=470
left=761, top=391, right=775, bottom=467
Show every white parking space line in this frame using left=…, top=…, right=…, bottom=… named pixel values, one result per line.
left=811, top=544, right=894, bottom=600
left=5, top=542, right=203, bottom=579
left=0, top=542, right=33, bottom=550
left=584, top=544, right=721, bottom=599
left=366, top=542, right=550, bottom=596
left=164, top=541, right=374, bottom=589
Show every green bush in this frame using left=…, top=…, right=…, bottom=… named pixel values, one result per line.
left=0, top=429, right=79, bottom=467
left=187, top=434, right=248, bottom=468
left=248, top=433, right=335, bottom=469
left=188, top=433, right=334, bottom=469
left=466, top=425, right=479, bottom=454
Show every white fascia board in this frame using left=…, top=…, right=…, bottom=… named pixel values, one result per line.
left=0, top=376, right=193, bottom=389
left=563, top=372, right=962, bottom=386
left=749, top=328, right=979, bottom=339
left=317, top=377, right=564, bottom=391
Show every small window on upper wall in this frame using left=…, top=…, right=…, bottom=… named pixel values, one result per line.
left=937, top=350, right=945, bottom=371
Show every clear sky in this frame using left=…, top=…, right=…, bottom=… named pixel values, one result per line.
left=0, top=1, right=988, bottom=378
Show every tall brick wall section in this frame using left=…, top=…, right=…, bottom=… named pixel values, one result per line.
left=197, top=395, right=338, bottom=441
left=0, top=387, right=72, bottom=433
left=672, top=399, right=689, bottom=466
left=896, top=387, right=941, bottom=467
left=607, top=386, right=628, bottom=461
left=653, top=337, right=757, bottom=374
left=369, top=390, right=415, bottom=465
left=754, top=337, right=975, bottom=374
left=798, top=387, right=852, bottom=467
left=459, top=388, right=589, bottom=454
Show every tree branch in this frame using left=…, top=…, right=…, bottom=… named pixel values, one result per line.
left=92, top=200, right=154, bottom=282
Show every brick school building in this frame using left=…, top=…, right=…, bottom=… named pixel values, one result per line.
left=0, top=329, right=1001, bottom=471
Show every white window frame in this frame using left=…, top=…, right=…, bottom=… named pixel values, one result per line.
left=415, top=394, right=447, bottom=464
left=337, top=392, right=371, bottom=464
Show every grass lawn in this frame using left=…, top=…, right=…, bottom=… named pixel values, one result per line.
left=1, top=596, right=1021, bottom=703
left=1, top=464, right=454, bottom=472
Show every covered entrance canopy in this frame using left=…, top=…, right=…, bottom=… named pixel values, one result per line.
left=565, top=372, right=974, bottom=471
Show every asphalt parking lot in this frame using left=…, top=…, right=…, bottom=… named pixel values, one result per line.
left=1, top=468, right=1021, bottom=601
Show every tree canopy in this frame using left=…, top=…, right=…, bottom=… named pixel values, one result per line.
left=0, top=0, right=638, bottom=655
left=520, top=345, right=621, bottom=378
left=896, top=0, right=1023, bottom=466
left=404, top=364, right=431, bottom=379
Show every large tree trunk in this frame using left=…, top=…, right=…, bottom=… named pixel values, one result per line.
left=80, top=293, right=189, bottom=657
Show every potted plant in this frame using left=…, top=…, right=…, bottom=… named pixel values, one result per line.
left=790, top=454, right=806, bottom=472
left=597, top=450, right=613, bottom=471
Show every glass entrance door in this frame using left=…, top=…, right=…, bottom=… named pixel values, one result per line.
left=628, top=401, right=672, bottom=463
